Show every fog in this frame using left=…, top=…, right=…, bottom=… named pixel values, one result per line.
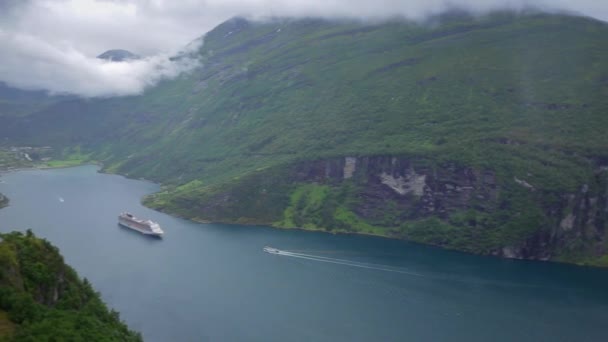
left=0, top=0, right=606, bottom=97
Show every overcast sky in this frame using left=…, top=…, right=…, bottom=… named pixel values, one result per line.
left=0, top=0, right=607, bottom=98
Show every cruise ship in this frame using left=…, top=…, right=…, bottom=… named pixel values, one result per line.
left=118, top=212, right=164, bottom=237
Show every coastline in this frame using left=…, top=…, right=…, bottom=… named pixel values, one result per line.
left=154, top=206, right=538, bottom=260
left=151, top=203, right=608, bottom=269
left=175, top=209, right=406, bottom=243
left=3, top=164, right=605, bottom=268
left=0, top=162, right=101, bottom=176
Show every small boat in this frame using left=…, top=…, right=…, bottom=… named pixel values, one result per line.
left=263, top=246, right=281, bottom=254
left=118, top=212, right=164, bottom=237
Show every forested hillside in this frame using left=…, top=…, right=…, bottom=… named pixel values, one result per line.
left=0, top=231, right=141, bottom=341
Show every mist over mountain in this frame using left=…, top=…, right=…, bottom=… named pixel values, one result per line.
left=0, top=1, right=607, bottom=97
left=97, top=49, right=141, bottom=62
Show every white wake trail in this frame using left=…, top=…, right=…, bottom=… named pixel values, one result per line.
left=271, top=249, right=424, bottom=277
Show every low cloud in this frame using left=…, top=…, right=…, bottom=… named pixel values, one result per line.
left=0, top=29, right=200, bottom=97
left=0, top=0, right=607, bottom=97
left=0, top=0, right=202, bottom=97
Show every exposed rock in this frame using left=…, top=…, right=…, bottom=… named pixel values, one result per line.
left=560, top=214, right=575, bottom=231
left=514, top=177, right=535, bottom=190
left=180, top=154, right=608, bottom=265
left=379, top=169, right=426, bottom=196
left=289, top=156, right=498, bottom=222
left=502, top=247, right=520, bottom=259
left=343, top=157, right=357, bottom=179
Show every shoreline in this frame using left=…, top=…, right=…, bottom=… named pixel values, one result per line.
left=2, top=164, right=605, bottom=269
left=0, top=162, right=101, bottom=175
left=154, top=206, right=608, bottom=269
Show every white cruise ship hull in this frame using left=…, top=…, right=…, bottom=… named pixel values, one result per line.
left=118, top=221, right=163, bottom=237
left=118, top=213, right=164, bottom=237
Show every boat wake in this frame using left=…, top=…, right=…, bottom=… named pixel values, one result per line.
left=263, top=246, right=423, bottom=276
left=262, top=248, right=558, bottom=289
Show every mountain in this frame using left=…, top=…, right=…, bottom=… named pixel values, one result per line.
left=2, top=12, right=608, bottom=265
left=97, top=49, right=140, bottom=62
left=0, top=82, right=66, bottom=118
left=0, top=231, right=141, bottom=340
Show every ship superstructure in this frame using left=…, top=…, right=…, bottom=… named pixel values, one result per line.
left=118, top=212, right=164, bottom=237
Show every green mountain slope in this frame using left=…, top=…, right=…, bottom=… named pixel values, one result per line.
left=102, top=14, right=608, bottom=185
left=2, top=12, right=608, bottom=265
left=0, top=83, right=67, bottom=118
left=0, top=231, right=141, bottom=341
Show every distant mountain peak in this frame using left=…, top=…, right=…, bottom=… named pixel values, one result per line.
left=97, top=49, right=140, bottom=62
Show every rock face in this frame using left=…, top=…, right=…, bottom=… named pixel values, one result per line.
left=343, top=157, right=357, bottom=179
left=97, top=49, right=140, bottom=62
left=290, top=156, right=498, bottom=223
left=297, top=157, right=607, bottom=263
left=165, top=155, right=608, bottom=266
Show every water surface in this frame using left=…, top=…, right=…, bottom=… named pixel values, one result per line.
left=1, top=165, right=607, bottom=341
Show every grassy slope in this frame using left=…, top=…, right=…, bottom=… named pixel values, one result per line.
left=96, top=13, right=607, bottom=189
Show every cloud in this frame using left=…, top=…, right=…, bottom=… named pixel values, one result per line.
left=0, top=30, right=200, bottom=97
left=0, top=0, right=204, bottom=97
left=0, top=0, right=607, bottom=97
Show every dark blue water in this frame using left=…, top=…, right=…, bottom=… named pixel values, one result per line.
left=1, top=165, right=607, bottom=341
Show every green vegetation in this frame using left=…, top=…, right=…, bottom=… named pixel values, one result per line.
left=2, top=12, right=608, bottom=264
left=0, top=146, right=83, bottom=171
left=0, top=231, right=142, bottom=341
left=278, top=184, right=332, bottom=228
left=43, top=148, right=92, bottom=169
left=0, top=310, right=16, bottom=337
left=274, top=182, right=383, bottom=235
left=0, top=150, right=33, bottom=171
